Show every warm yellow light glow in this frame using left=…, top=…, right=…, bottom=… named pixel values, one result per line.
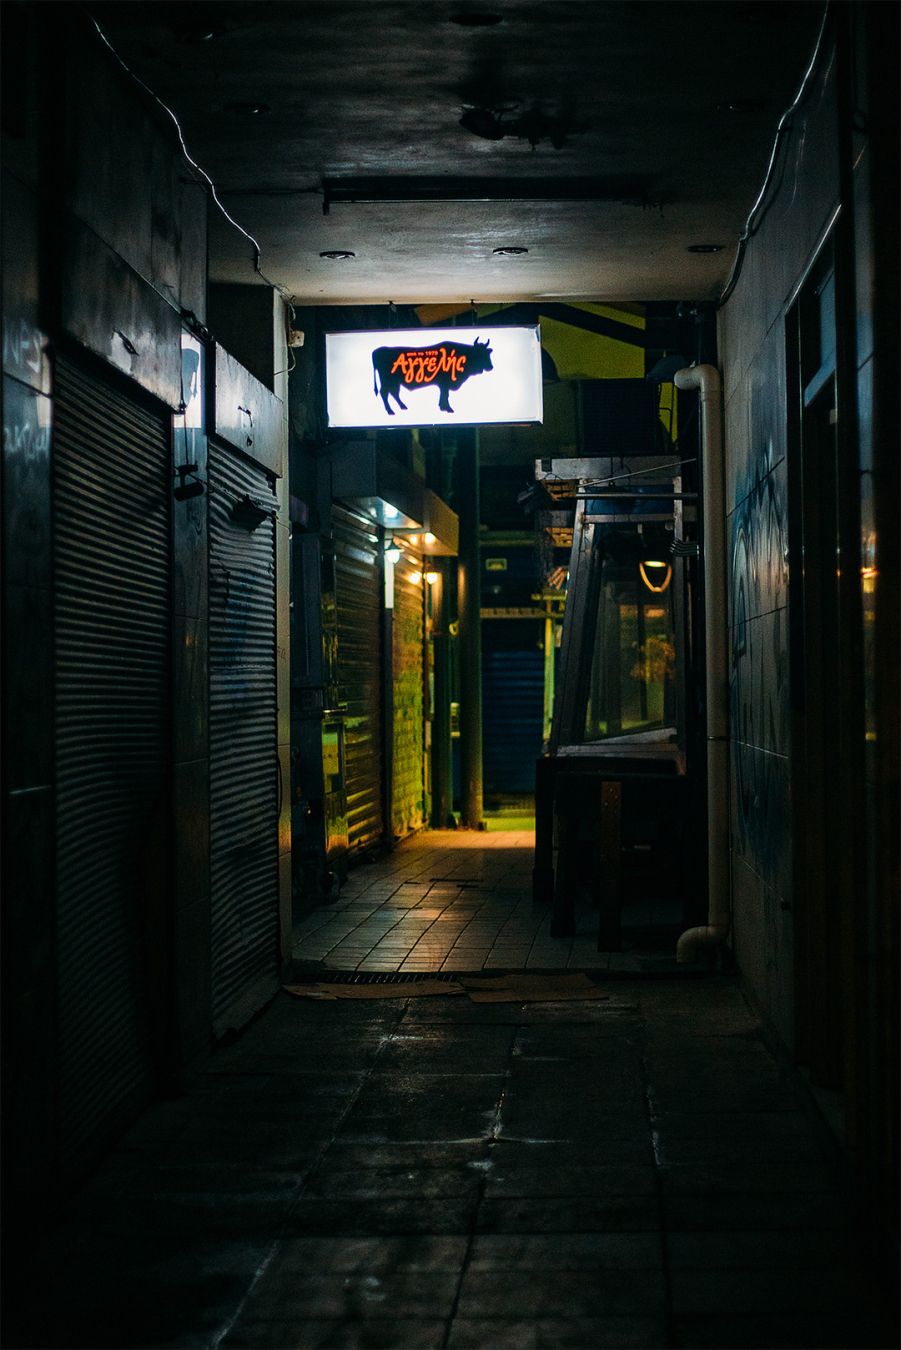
left=409, top=571, right=423, bottom=585
left=644, top=559, right=667, bottom=568
left=425, top=571, right=439, bottom=585
left=639, top=561, right=672, bottom=593
left=409, top=534, right=419, bottom=545
left=424, top=532, right=437, bottom=544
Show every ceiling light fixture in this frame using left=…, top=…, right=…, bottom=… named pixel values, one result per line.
left=493, top=246, right=529, bottom=256
left=319, top=250, right=356, bottom=260
left=459, top=107, right=506, bottom=140
left=227, top=102, right=271, bottom=116
left=322, top=177, right=650, bottom=212
left=180, top=26, right=221, bottom=43
left=716, top=99, right=763, bottom=114
left=687, top=243, right=725, bottom=253
left=172, top=13, right=227, bottom=43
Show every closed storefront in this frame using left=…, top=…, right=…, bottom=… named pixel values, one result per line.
left=392, top=552, right=426, bottom=837
left=53, top=355, right=171, bottom=1168
left=208, top=441, right=279, bottom=1032
left=333, top=505, right=384, bottom=854
left=482, top=620, right=545, bottom=797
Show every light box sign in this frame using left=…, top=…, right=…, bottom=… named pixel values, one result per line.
left=325, top=325, right=543, bottom=428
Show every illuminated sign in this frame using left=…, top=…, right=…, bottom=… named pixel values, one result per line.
left=179, top=334, right=203, bottom=428
left=325, top=325, right=543, bottom=428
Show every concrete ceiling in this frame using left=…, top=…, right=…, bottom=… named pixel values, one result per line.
left=92, top=0, right=823, bottom=307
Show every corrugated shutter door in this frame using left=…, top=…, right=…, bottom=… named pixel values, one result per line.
left=333, top=506, right=383, bottom=853
left=482, top=623, right=545, bottom=795
left=393, top=554, right=425, bottom=837
left=209, top=442, right=279, bottom=1031
left=53, top=356, right=170, bottom=1167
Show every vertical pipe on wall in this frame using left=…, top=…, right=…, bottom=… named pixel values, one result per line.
left=674, top=364, right=730, bottom=962
left=457, top=429, right=484, bottom=828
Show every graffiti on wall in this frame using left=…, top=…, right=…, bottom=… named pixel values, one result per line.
left=729, top=442, right=790, bottom=897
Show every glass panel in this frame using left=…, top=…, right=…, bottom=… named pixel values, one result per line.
left=582, top=526, right=678, bottom=744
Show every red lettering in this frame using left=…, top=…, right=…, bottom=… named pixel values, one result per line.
left=389, top=345, right=468, bottom=387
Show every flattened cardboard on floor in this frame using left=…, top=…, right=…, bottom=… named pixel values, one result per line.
left=283, top=972, right=609, bottom=1003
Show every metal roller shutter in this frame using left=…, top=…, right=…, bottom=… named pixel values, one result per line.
left=482, top=623, right=545, bottom=795
left=209, top=442, right=279, bottom=1031
left=53, top=356, right=170, bottom=1167
left=333, top=506, right=384, bottom=853
left=393, top=552, right=425, bottom=837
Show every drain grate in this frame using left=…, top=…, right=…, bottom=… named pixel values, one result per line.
left=307, top=970, right=617, bottom=986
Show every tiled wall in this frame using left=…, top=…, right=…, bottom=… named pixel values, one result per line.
left=718, top=50, right=840, bottom=1045
left=719, top=5, right=897, bottom=1173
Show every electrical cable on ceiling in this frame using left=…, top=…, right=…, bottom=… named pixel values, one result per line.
left=718, top=0, right=832, bottom=307
left=88, top=13, right=296, bottom=321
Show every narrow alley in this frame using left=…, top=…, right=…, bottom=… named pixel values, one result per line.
left=7, top=831, right=893, bottom=1350
left=3, top=4, right=898, bottom=1348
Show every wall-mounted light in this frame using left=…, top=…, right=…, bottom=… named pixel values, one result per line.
left=423, top=532, right=437, bottom=544
left=173, top=463, right=205, bottom=501
left=425, top=571, right=439, bottom=585
left=385, top=537, right=402, bottom=564
left=409, top=571, right=423, bottom=585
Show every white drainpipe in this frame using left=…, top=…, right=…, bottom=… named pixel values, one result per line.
left=674, top=364, right=730, bottom=963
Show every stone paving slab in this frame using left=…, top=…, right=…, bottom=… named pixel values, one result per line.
left=447, top=1316, right=667, bottom=1348
left=6, top=837, right=896, bottom=1350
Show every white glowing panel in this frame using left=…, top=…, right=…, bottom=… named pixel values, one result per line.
left=180, top=333, right=204, bottom=427
left=326, top=325, right=543, bottom=428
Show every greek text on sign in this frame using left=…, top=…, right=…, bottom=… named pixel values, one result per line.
left=326, top=326, right=543, bottom=428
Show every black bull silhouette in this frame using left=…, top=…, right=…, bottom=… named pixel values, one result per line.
left=372, top=338, right=493, bottom=415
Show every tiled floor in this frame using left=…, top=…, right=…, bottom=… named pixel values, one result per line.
left=293, top=828, right=679, bottom=974
left=10, top=972, right=894, bottom=1348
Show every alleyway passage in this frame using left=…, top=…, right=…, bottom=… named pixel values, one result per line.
left=292, top=828, right=680, bottom=974
left=8, top=833, right=894, bottom=1350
